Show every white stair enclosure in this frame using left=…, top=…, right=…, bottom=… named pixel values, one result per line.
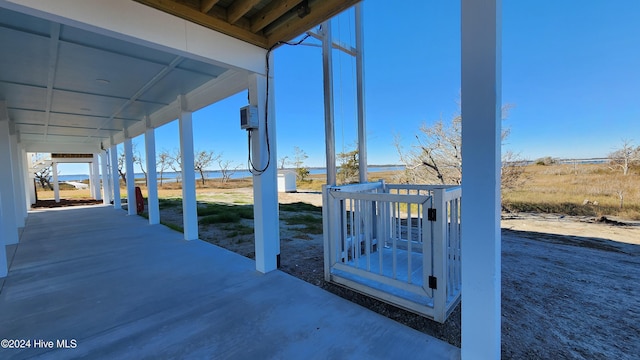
left=323, top=181, right=462, bottom=323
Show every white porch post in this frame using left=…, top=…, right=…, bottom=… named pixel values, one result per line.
left=145, top=126, right=160, bottom=225
left=322, top=21, right=337, bottom=186
left=92, top=154, right=102, bottom=201
left=461, top=0, right=502, bottom=359
left=9, top=130, right=26, bottom=226
left=249, top=72, right=280, bottom=273
left=16, top=146, right=27, bottom=219
left=111, top=145, right=121, bottom=210
left=100, top=151, right=111, bottom=205
left=88, top=162, right=95, bottom=199
left=0, top=116, right=19, bottom=245
left=22, top=149, right=32, bottom=210
left=178, top=96, right=198, bottom=240
left=355, top=3, right=368, bottom=184
left=26, top=153, right=36, bottom=205
left=52, top=162, right=60, bottom=203
left=89, top=160, right=94, bottom=199
left=0, top=209, right=6, bottom=277
left=0, top=210, right=6, bottom=276
left=124, top=139, right=136, bottom=215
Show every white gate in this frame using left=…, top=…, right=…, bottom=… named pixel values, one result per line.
left=322, top=181, right=461, bottom=323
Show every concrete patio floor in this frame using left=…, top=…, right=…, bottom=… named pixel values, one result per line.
left=0, top=205, right=460, bottom=359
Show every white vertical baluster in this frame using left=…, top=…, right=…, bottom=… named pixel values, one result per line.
left=407, top=199, right=412, bottom=284
left=365, top=199, right=370, bottom=272
left=393, top=197, right=398, bottom=279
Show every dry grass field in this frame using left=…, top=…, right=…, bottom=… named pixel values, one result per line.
left=503, top=163, right=640, bottom=220
left=38, top=163, right=640, bottom=220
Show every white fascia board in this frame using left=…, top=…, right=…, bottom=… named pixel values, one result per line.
left=0, top=0, right=267, bottom=74
left=51, top=157, right=95, bottom=163
left=20, top=141, right=100, bottom=154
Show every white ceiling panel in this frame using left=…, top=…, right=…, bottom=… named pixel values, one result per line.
left=58, top=25, right=177, bottom=65
left=0, top=27, right=50, bottom=87
left=48, top=113, right=135, bottom=131
left=137, top=68, right=216, bottom=104
left=54, top=40, right=168, bottom=99
left=38, top=134, right=107, bottom=143
left=0, top=83, right=47, bottom=111
left=0, top=5, right=242, bottom=153
left=16, top=123, right=45, bottom=134
left=46, top=125, right=111, bottom=137
left=50, top=89, right=127, bottom=118
left=10, top=109, right=45, bottom=125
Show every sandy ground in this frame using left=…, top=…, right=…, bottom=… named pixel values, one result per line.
left=502, top=212, right=640, bottom=246
left=154, top=188, right=639, bottom=359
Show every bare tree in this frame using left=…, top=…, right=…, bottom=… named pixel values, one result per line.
left=117, top=151, right=127, bottom=185
left=608, top=139, right=638, bottom=176
left=194, top=150, right=220, bottom=185
left=218, top=158, right=240, bottom=183
left=169, top=148, right=182, bottom=183
left=395, top=104, right=524, bottom=188
left=292, top=146, right=310, bottom=181
left=133, top=150, right=147, bottom=186
left=501, top=150, right=528, bottom=190
left=616, top=189, right=624, bottom=209
left=157, top=150, right=173, bottom=186
left=395, top=115, right=462, bottom=185
left=279, top=156, right=289, bottom=169
left=34, top=166, right=54, bottom=190
left=118, top=143, right=143, bottom=185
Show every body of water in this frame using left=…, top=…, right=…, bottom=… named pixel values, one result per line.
left=58, top=165, right=405, bottom=182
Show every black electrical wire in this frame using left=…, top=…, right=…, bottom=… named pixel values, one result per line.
left=247, top=32, right=314, bottom=176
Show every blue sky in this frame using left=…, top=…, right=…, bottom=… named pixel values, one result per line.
left=59, top=1, right=640, bottom=174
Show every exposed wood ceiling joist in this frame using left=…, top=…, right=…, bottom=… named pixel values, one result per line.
left=133, top=0, right=362, bottom=49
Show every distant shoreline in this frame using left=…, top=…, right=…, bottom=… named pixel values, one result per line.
left=56, top=165, right=406, bottom=182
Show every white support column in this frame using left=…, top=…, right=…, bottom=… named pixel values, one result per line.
left=93, top=154, right=102, bottom=201
left=88, top=162, right=95, bottom=199
left=111, top=145, right=121, bottom=209
left=100, top=151, right=111, bottom=205
left=16, top=146, right=27, bottom=219
left=52, top=162, right=60, bottom=203
left=178, top=96, right=198, bottom=240
left=9, top=130, right=26, bottom=226
left=124, top=139, right=136, bottom=215
left=355, top=3, right=368, bottom=184
left=249, top=72, right=280, bottom=273
left=27, top=153, right=36, bottom=205
left=0, top=118, right=19, bottom=245
left=145, top=126, right=160, bottom=225
left=0, top=210, right=6, bottom=277
left=322, top=21, right=337, bottom=186
left=461, top=0, right=502, bottom=358
left=22, top=149, right=31, bottom=210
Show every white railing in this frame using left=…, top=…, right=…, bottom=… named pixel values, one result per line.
left=29, top=155, right=52, bottom=173
left=323, top=181, right=461, bottom=323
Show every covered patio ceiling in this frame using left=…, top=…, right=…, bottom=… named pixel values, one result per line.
left=134, top=0, right=361, bottom=48
left=0, top=6, right=251, bottom=154
left=1, top=0, right=358, bottom=155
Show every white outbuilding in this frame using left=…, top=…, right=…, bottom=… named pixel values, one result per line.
left=277, top=170, right=296, bottom=193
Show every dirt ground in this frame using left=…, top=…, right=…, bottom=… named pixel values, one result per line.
left=155, top=188, right=639, bottom=359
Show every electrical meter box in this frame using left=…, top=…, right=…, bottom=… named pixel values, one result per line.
left=240, top=105, right=259, bottom=130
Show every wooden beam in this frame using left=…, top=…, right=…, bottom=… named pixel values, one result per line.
left=201, top=0, right=220, bottom=13
left=250, top=0, right=303, bottom=33
left=265, top=0, right=361, bottom=47
left=227, top=0, right=262, bottom=24
left=134, top=0, right=268, bottom=48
